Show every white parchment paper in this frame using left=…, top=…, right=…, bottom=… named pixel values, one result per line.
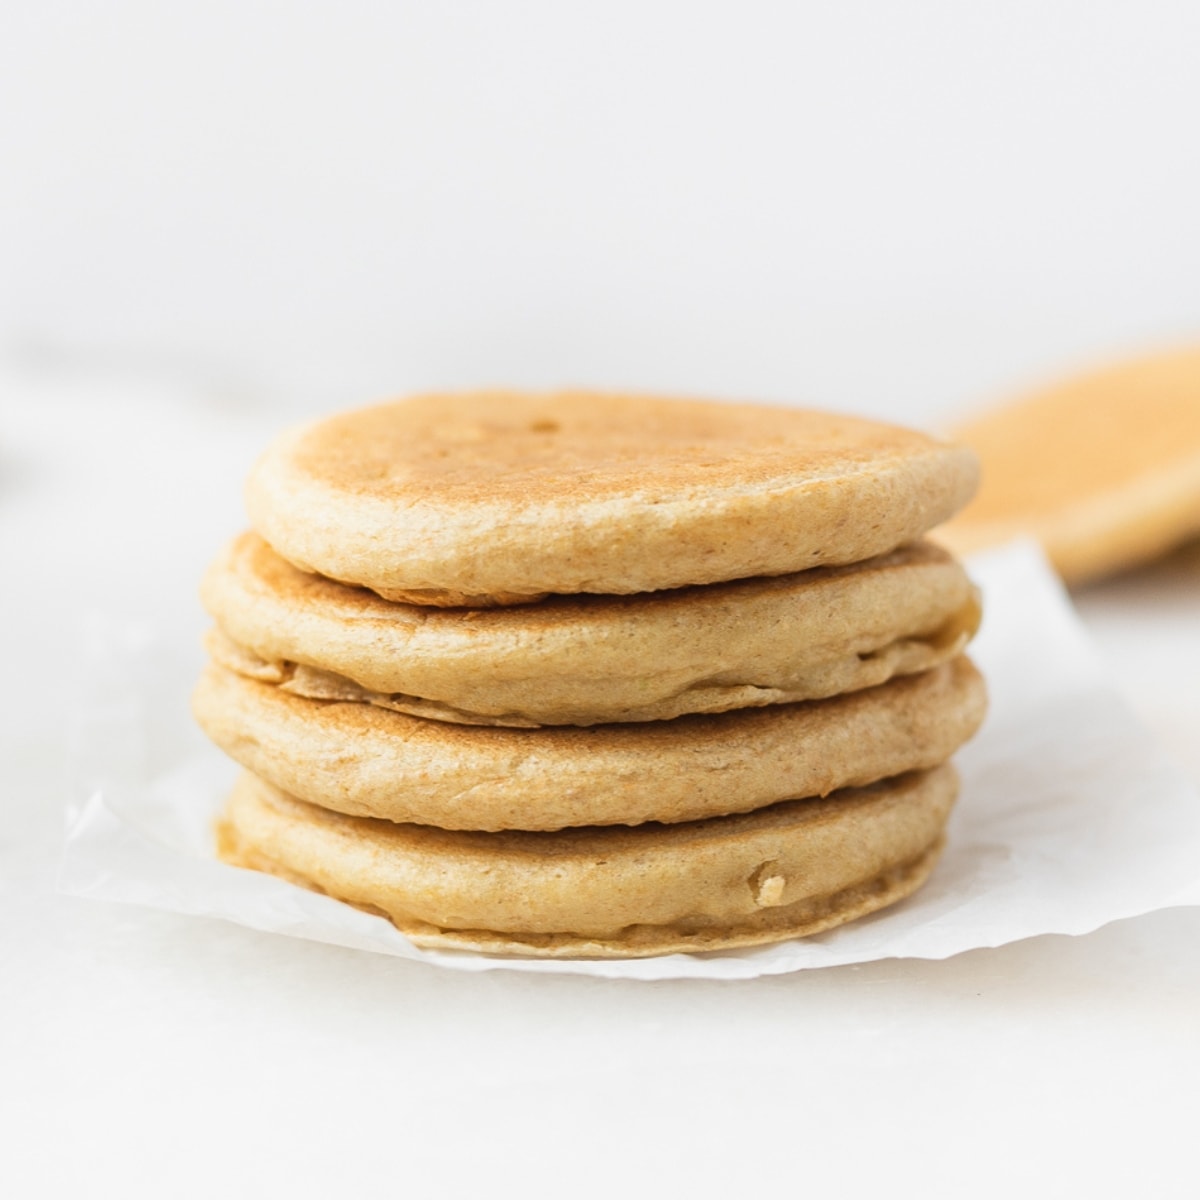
left=59, top=542, right=1200, bottom=979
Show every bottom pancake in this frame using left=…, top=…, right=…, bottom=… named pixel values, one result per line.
left=217, top=765, right=959, bottom=958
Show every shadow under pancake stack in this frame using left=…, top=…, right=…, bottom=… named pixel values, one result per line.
left=194, top=392, right=987, bottom=958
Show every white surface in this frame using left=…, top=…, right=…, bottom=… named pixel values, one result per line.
left=4, top=377, right=1200, bottom=1197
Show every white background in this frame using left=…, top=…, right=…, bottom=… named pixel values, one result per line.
left=4, top=5, right=1200, bottom=1198
left=4, top=1, right=1200, bottom=418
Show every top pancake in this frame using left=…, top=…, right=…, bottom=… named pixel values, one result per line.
left=246, top=392, right=979, bottom=604
left=938, top=345, right=1200, bottom=584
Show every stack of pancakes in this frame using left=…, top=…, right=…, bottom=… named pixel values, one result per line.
left=195, top=393, right=986, bottom=958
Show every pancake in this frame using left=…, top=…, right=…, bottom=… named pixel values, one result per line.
left=216, top=765, right=959, bottom=958
left=192, top=656, right=986, bottom=831
left=202, top=533, right=981, bottom=727
left=938, top=345, right=1200, bottom=584
left=245, top=392, right=979, bottom=605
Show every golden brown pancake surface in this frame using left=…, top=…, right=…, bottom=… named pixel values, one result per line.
left=217, top=765, right=959, bottom=958
left=193, top=656, right=985, bottom=831
left=939, top=345, right=1200, bottom=583
left=246, top=392, right=979, bottom=603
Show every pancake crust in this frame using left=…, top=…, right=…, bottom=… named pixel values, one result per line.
left=938, top=345, right=1200, bottom=584
left=245, top=392, right=979, bottom=603
left=192, top=656, right=986, bottom=831
left=203, top=534, right=980, bottom=726
left=216, top=766, right=959, bottom=958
